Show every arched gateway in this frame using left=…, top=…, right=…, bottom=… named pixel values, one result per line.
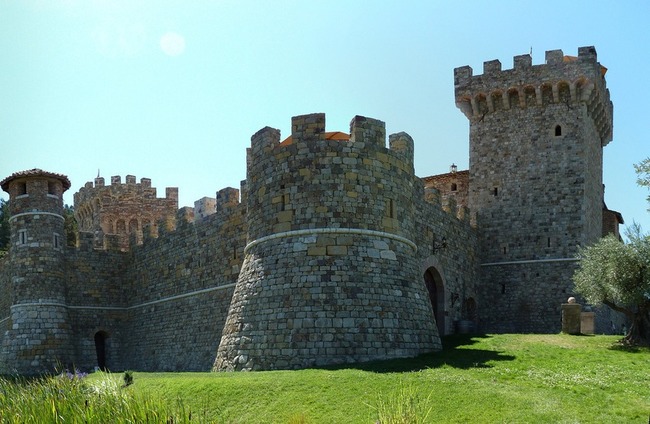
left=423, top=267, right=446, bottom=336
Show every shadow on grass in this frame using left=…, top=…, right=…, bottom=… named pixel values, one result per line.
left=322, top=334, right=515, bottom=373
left=607, top=340, right=650, bottom=353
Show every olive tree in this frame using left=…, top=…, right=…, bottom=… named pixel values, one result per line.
left=573, top=226, right=650, bottom=346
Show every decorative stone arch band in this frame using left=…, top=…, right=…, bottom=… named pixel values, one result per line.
left=9, top=211, right=65, bottom=223
left=244, top=227, right=418, bottom=254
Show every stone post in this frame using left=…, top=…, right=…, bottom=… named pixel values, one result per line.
left=580, top=311, right=595, bottom=334
left=561, top=297, right=582, bottom=335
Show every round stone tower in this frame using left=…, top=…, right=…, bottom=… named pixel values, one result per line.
left=0, top=169, right=73, bottom=374
left=214, top=113, right=441, bottom=371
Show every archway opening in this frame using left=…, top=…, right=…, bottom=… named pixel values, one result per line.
left=424, top=267, right=445, bottom=336
left=94, top=331, right=108, bottom=371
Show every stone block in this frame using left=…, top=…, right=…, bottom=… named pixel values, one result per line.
left=561, top=303, right=582, bottom=334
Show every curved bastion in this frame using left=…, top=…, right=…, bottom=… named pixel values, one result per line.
left=214, top=113, right=441, bottom=371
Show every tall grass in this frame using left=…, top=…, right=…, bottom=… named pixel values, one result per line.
left=0, top=371, right=189, bottom=423
left=370, top=383, right=433, bottom=424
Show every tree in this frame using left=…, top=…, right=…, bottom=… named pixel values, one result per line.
left=0, top=198, right=9, bottom=255
left=63, top=204, right=78, bottom=247
left=573, top=225, right=650, bottom=346
left=634, top=158, right=650, bottom=210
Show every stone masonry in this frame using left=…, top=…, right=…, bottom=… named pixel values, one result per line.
left=0, top=46, right=621, bottom=374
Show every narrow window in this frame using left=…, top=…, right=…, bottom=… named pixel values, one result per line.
left=502, top=246, right=507, bottom=254
left=53, top=233, right=61, bottom=249
left=493, top=187, right=498, bottom=196
left=281, top=193, right=290, bottom=211
left=47, top=181, right=57, bottom=196
left=501, top=284, right=506, bottom=294
left=233, top=245, right=237, bottom=260
left=18, top=230, right=27, bottom=245
left=451, top=183, right=457, bottom=192
left=554, top=125, right=562, bottom=136
left=385, top=199, right=397, bottom=219
left=17, top=182, right=27, bottom=196
left=547, top=237, right=551, bottom=248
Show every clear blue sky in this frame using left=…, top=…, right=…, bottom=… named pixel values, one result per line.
left=1, top=1, right=649, bottom=232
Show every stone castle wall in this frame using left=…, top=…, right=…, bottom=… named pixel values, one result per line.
left=416, top=190, right=479, bottom=334
left=59, top=188, right=247, bottom=372
left=119, top=201, right=245, bottom=371
left=0, top=46, right=621, bottom=374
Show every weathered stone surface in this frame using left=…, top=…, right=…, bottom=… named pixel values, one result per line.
left=0, top=46, right=622, bottom=375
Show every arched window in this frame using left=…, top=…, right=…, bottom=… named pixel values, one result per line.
left=555, top=125, right=562, bottom=136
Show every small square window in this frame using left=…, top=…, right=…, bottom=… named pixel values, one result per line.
left=48, top=181, right=57, bottom=196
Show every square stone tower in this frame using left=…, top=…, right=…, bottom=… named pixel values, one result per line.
left=455, top=47, right=613, bottom=332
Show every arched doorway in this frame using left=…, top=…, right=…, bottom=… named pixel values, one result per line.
left=424, top=267, right=445, bottom=336
left=94, top=331, right=108, bottom=371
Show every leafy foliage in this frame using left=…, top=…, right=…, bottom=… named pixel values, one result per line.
left=634, top=157, right=650, bottom=210
left=574, top=228, right=650, bottom=345
left=63, top=204, right=78, bottom=247
left=0, top=198, right=9, bottom=253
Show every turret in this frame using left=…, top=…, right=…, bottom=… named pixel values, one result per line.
left=0, top=169, right=73, bottom=374
left=214, top=114, right=440, bottom=371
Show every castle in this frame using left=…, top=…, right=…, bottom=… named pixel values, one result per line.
left=0, top=46, right=621, bottom=375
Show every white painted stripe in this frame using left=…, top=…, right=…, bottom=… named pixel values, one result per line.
left=9, top=211, right=65, bottom=222
left=481, top=257, right=579, bottom=266
left=8, top=283, right=236, bottom=312
left=244, top=227, right=418, bottom=254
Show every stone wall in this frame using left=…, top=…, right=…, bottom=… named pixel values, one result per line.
left=59, top=190, right=246, bottom=372
left=119, top=202, right=245, bottom=371
left=422, top=169, right=469, bottom=211
left=416, top=188, right=479, bottom=335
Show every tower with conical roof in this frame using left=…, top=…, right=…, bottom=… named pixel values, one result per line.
left=0, top=169, right=74, bottom=374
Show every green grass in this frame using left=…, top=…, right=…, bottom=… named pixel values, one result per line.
left=1, top=334, right=649, bottom=423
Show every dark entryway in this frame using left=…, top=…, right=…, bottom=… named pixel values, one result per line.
left=424, top=267, right=445, bottom=336
left=94, top=331, right=108, bottom=371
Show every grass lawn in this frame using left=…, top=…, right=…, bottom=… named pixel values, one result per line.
left=98, top=334, right=649, bottom=423
left=2, top=334, right=648, bottom=423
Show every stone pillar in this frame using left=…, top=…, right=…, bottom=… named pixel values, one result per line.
left=561, top=297, right=582, bottom=335
left=580, top=312, right=595, bottom=335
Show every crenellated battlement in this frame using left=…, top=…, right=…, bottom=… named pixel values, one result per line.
left=75, top=175, right=177, bottom=204
left=244, top=113, right=420, bottom=243
left=455, top=46, right=612, bottom=145
left=74, top=174, right=178, bottom=250
left=248, top=113, right=415, bottom=173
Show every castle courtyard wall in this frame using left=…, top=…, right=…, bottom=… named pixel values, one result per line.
left=119, top=203, right=245, bottom=371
